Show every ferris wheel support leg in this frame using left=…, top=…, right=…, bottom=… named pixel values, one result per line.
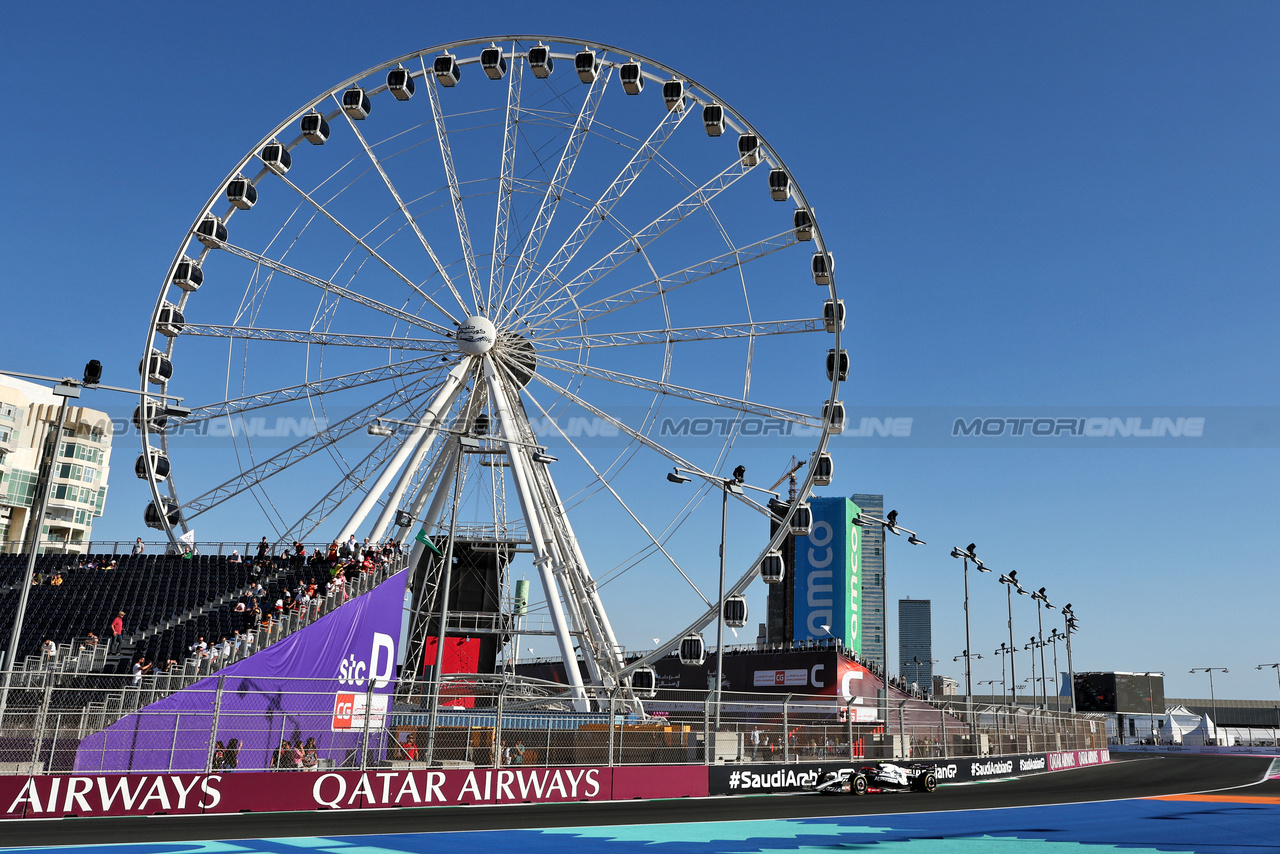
left=483, top=357, right=589, bottom=711
left=403, top=442, right=460, bottom=572
left=367, top=386, right=464, bottom=544
left=491, top=371, right=608, bottom=692
left=338, top=361, right=470, bottom=543
left=537, top=461, right=627, bottom=679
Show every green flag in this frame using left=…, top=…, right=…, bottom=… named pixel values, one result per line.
left=416, top=529, right=442, bottom=556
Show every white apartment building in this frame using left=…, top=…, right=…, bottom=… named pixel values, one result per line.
left=0, top=375, right=113, bottom=553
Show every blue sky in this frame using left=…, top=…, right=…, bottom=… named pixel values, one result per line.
left=2, top=2, right=1278, bottom=700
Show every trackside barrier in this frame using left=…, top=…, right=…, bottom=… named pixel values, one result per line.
left=709, top=749, right=1111, bottom=794
left=0, top=765, right=708, bottom=819
left=0, top=751, right=1110, bottom=817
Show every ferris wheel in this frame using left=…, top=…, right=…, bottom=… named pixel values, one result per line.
left=137, top=36, right=844, bottom=709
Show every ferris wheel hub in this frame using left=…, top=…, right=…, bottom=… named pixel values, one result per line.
left=456, top=315, right=497, bottom=355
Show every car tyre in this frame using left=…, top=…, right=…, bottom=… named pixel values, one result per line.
left=851, top=774, right=868, bottom=796
left=920, top=772, right=937, bottom=793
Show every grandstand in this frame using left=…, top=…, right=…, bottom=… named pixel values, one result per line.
left=0, top=545, right=400, bottom=674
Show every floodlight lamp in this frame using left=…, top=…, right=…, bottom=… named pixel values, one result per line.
left=667, top=470, right=691, bottom=484
left=82, top=359, right=102, bottom=386
left=907, top=535, right=926, bottom=545
left=732, top=464, right=745, bottom=484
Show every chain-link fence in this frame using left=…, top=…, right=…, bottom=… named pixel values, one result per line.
left=0, top=672, right=1108, bottom=775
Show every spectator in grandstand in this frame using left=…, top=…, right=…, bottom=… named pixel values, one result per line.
left=80, top=632, right=98, bottom=653
left=219, top=637, right=231, bottom=660
left=293, top=541, right=306, bottom=568
left=41, top=639, right=56, bottom=668
left=132, top=538, right=145, bottom=556
left=132, top=656, right=152, bottom=686
left=50, top=573, right=63, bottom=586
left=190, top=637, right=207, bottom=657
left=327, top=541, right=340, bottom=564
left=228, top=550, right=242, bottom=563
left=292, top=740, right=305, bottom=769
left=110, top=611, right=125, bottom=653
left=212, top=740, right=225, bottom=770
left=280, top=740, right=298, bottom=770
left=257, top=537, right=270, bottom=560
left=225, top=738, right=240, bottom=770
left=302, top=737, right=318, bottom=770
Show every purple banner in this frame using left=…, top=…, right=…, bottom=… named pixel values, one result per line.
left=75, top=570, right=407, bottom=774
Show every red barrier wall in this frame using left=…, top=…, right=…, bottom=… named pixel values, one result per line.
left=0, top=765, right=698, bottom=819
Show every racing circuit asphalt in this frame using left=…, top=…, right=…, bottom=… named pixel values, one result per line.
left=3, top=754, right=1274, bottom=847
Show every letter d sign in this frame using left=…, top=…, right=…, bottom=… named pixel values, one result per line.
left=371, top=632, right=395, bottom=688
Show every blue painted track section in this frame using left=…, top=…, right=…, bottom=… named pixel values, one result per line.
left=9, top=797, right=1280, bottom=854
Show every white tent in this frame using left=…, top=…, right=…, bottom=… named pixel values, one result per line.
left=1184, top=712, right=1222, bottom=746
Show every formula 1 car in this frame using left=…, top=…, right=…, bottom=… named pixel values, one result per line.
left=812, top=762, right=938, bottom=795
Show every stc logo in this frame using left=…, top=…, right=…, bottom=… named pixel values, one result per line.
left=337, top=632, right=395, bottom=688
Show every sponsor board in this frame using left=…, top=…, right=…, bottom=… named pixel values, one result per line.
left=711, top=764, right=829, bottom=794
left=1047, top=749, right=1112, bottom=770
left=331, top=692, right=390, bottom=731
left=709, top=752, right=1097, bottom=795
left=0, top=765, right=689, bottom=819
left=1110, top=744, right=1280, bottom=756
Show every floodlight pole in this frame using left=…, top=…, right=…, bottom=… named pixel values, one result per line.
left=1189, top=666, right=1227, bottom=745
left=1258, top=664, right=1280, bottom=744
left=667, top=466, right=773, bottom=732
left=0, top=380, right=78, bottom=729
left=1062, top=605, right=1078, bottom=713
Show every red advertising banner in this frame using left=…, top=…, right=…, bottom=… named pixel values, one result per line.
left=0, top=765, right=679, bottom=819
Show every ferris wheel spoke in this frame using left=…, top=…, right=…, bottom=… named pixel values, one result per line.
left=533, top=318, right=823, bottom=351
left=210, top=238, right=455, bottom=339
left=181, top=375, right=437, bottom=519
left=538, top=354, right=820, bottom=427
left=499, top=67, right=611, bottom=315
left=537, top=229, right=798, bottom=333
left=488, top=52, right=524, bottom=309
left=501, top=102, right=687, bottom=328
left=270, top=171, right=460, bottom=324
left=180, top=323, right=452, bottom=352
left=183, top=355, right=446, bottom=423
left=332, top=92, right=471, bottom=317
left=512, top=156, right=758, bottom=324
left=520, top=384, right=711, bottom=608
left=529, top=371, right=774, bottom=518
left=270, top=432, right=410, bottom=550
left=422, top=59, right=484, bottom=312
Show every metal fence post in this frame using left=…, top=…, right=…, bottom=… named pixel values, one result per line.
left=169, top=714, right=181, bottom=770
left=703, top=693, right=712, bottom=765
left=941, top=706, right=949, bottom=759
left=359, top=680, right=375, bottom=771
left=495, top=681, right=506, bottom=768
left=30, top=675, right=54, bottom=772
left=607, top=687, right=616, bottom=767
left=846, top=699, right=854, bottom=760
left=48, top=713, right=60, bottom=771
left=204, top=675, right=226, bottom=774
left=782, top=694, right=791, bottom=763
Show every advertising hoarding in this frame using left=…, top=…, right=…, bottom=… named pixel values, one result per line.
left=75, top=570, right=408, bottom=774
left=792, top=497, right=860, bottom=654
